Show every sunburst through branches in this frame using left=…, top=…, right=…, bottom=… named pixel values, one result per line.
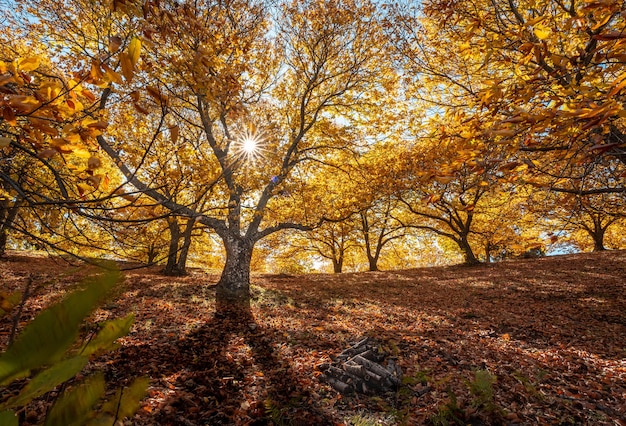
left=232, top=126, right=267, bottom=165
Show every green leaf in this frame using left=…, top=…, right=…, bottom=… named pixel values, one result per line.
left=0, top=269, right=119, bottom=385
left=0, top=410, right=18, bottom=426
left=44, top=373, right=105, bottom=426
left=0, top=356, right=88, bottom=410
left=81, top=313, right=134, bottom=357
left=98, top=376, right=149, bottom=421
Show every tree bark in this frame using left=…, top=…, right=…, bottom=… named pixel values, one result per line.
left=332, top=256, right=343, bottom=274
left=459, top=235, right=480, bottom=265
left=591, top=226, right=606, bottom=251
left=147, top=242, right=158, bottom=264
left=367, top=256, right=379, bottom=272
left=0, top=198, right=21, bottom=257
left=215, top=234, right=254, bottom=316
left=164, top=218, right=183, bottom=276
left=176, top=218, right=196, bottom=274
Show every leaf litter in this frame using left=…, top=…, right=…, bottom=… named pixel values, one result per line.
left=0, top=250, right=625, bottom=425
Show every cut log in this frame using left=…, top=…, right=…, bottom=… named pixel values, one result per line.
left=352, top=355, right=401, bottom=388
left=337, top=337, right=374, bottom=360
left=325, top=376, right=354, bottom=394
left=320, top=337, right=403, bottom=396
left=343, top=360, right=367, bottom=378
left=363, top=370, right=383, bottom=384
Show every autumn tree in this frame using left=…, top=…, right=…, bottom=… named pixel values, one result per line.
left=470, top=186, right=550, bottom=261
left=83, top=0, right=390, bottom=309
left=352, top=143, right=407, bottom=271
left=395, top=0, right=626, bottom=194
left=541, top=189, right=625, bottom=252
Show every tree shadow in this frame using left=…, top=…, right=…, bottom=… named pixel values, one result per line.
left=106, top=305, right=336, bottom=425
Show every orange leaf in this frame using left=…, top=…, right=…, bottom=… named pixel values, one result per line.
left=119, top=52, right=134, bottom=82
left=2, top=107, right=16, bottom=126
left=38, top=148, right=57, bottom=159
left=86, top=120, right=109, bottom=130
left=87, top=156, right=102, bottom=170
left=109, top=36, right=123, bottom=53
left=170, top=125, right=179, bottom=144
left=146, top=86, right=165, bottom=103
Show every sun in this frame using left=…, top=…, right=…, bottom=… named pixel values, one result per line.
left=241, top=137, right=258, bottom=154
left=233, top=127, right=266, bottom=164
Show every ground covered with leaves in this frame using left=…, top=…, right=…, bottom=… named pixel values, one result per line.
left=1, top=251, right=625, bottom=425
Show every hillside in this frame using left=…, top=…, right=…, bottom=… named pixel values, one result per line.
left=1, top=250, right=625, bottom=425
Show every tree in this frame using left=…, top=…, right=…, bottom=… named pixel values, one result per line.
left=96, top=0, right=392, bottom=309
left=544, top=190, right=625, bottom=252
left=470, top=187, right=549, bottom=262
left=353, top=143, right=407, bottom=271
left=4, top=0, right=393, bottom=311
left=402, top=0, right=626, bottom=192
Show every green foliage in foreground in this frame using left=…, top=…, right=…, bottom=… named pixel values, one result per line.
left=0, top=266, right=147, bottom=425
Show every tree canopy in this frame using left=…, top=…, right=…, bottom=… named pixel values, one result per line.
left=1, top=0, right=624, bottom=312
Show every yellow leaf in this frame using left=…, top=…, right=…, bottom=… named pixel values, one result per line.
left=0, top=137, right=11, bottom=147
left=119, top=52, right=134, bottom=82
left=533, top=25, right=551, bottom=40
left=526, top=15, right=547, bottom=26
left=73, top=148, right=92, bottom=158
left=128, top=37, right=141, bottom=67
left=77, top=182, right=91, bottom=196
left=102, top=64, right=123, bottom=85
left=18, top=56, right=41, bottom=72
left=90, top=61, right=103, bottom=81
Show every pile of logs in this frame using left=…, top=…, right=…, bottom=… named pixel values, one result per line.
left=319, top=337, right=402, bottom=395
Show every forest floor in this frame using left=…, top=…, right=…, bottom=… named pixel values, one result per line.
left=1, top=250, right=625, bottom=425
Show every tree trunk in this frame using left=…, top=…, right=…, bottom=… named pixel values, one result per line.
left=0, top=230, right=7, bottom=257
left=215, top=234, right=253, bottom=316
left=459, top=236, right=480, bottom=265
left=164, top=218, right=183, bottom=276
left=0, top=199, right=20, bottom=257
left=176, top=218, right=196, bottom=274
left=588, top=214, right=608, bottom=252
left=367, top=255, right=379, bottom=272
left=147, top=242, right=158, bottom=264
left=484, top=242, right=492, bottom=263
left=592, top=228, right=606, bottom=251
left=332, top=256, right=343, bottom=273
